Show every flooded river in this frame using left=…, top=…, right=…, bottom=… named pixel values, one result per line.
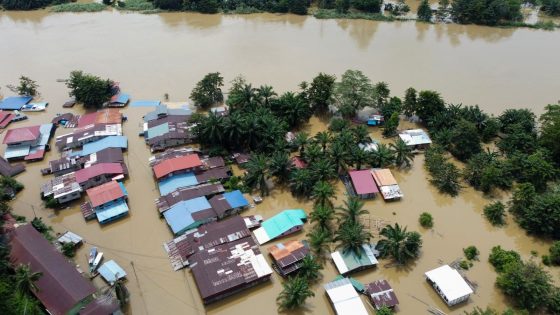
left=1, top=7, right=560, bottom=315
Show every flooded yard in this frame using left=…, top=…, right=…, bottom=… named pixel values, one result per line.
left=1, top=8, right=560, bottom=315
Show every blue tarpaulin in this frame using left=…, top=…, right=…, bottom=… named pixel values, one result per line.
left=0, top=96, right=32, bottom=110
left=131, top=100, right=161, bottom=107
left=163, top=196, right=212, bottom=235
left=70, top=136, right=128, bottom=157
left=158, top=172, right=198, bottom=195
left=223, top=190, right=249, bottom=209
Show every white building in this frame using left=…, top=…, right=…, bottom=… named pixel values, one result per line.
left=324, top=278, right=368, bottom=315
left=425, top=265, right=473, bottom=306
left=398, top=129, right=432, bottom=149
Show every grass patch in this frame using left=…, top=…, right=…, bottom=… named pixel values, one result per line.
left=496, top=20, right=558, bottom=30
left=116, top=0, right=161, bottom=13
left=51, top=3, right=107, bottom=12
left=224, top=5, right=263, bottom=14
left=314, top=9, right=402, bottom=22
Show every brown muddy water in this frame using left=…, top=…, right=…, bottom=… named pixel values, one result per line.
left=1, top=7, right=560, bottom=315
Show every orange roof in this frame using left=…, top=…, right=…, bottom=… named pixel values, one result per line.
left=153, top=154, right=203, bottom=179
left=95, top=108, right=121, bottom=125
left=86, top=180, right=124, bottom=208
left=371, top=169, right=398, bottom=187
left=269, top=240, right=305, bottom=261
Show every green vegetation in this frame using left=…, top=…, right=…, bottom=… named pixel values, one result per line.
left=489, top=246, right=521, bottom=273
left=1, top=0, right=65, bottom=10
left=314, top=9, right=396, bottom=21
left=424, top=146, right=462, bottom=196
left=298, top=255, right=323, bottom=282
left=376, top=223, right=422, bottom=264
left=497, top=261, right=552, bottom=311
left=190, top=72, right=224, bottom=109
left=376, top=305, right=394, bottom=315
left=450, top=0, right=522, bottom=26
left=508, top=183, right=560, bottom=238
left=333, top=69, right=375, bottom=119
left=276, top=275, right=314, bottom=311
left=51, top=2, right=108, bottom=12
left=463, top=246, right=479, bottom=260
left=7, top=76, right=39, bottom=97
left=483, top=201, right=506, bottom=226
left=417, top=0, right=432, bottom=22
left=419, top=212, right=433, bottom=228
left=66, top=70, right=115, bottom=108
left=541, top=0, right=560, bottom=16
left=464, top=306, right=516, bottom=315
left=548, top=241, right=560, bottom=265
left=61, top=243, right=76, bottom=258
left=116, top=0, right=160, bottom=13
left=31, top=217, right=55, bottom=242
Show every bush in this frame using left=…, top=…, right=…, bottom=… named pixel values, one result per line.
left=459, top=260, right=471, bottom=270
left=419, top=212, right=433, bottom=228
left=483, top=201, right=506, bottom=226
left=489, top=245, right=521, bottom=273
left=351, top=0, right=381, bottom=13
left=496, top=261, right=552, bottom=311
left=549, top=241, right=560, bottom=265
left=463, top=246, right=479, bottom=260
left=153, top=0, right=182, bottom=10
left=66, top=70, right=114, bottom=108
left=51, top=3, right=107, bottom=12
left=61, top=243, right=76, bottom=258
left=543, top=255, right=551, bottom=266
left=1, top=0, right=56, bottom=10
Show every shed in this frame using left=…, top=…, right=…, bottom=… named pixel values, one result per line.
left=324, top=278, right=368, bottom=315
left=399, top=129, right=432, bottom=149
left=253, top=209, right=307, bottom=245
left=365, top=279, right=399, bottom=310
left=331, top=244, right=379, bottom=275
left=348, top=169, right=378, bottom=199
left=425, top=265, right=473, bottom=306
left=57, top=231, right=83, bottom=246
left=371, top=169, right=404, bottom=200
left=98, top=260, right=127, bottom=284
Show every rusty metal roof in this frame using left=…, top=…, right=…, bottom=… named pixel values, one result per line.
left=153, top=154, right=203, bottom=180
left=156, top=183, right=224, bottom=214
left=86, top=180, right=125, bottom=208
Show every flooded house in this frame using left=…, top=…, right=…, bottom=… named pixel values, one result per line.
left=157, top=166, right=231, bottom=196
left=331, top=243, right=379, bottom=275
left=55, top=123, right=122, bottom=150
left=0, top=111, right=15, bottom=129
left=2, top=123, right=54, bottom=161
left=42, top=147, right=126, bottom=176
left=371, top=168, right=404, bottom=200
left=0, top=95, right=32, bottom=110
left=324, top=278, right=368, bottom=315
left=348, top=169, right=379, bottom=199
left=98, top=260, right=127, bottom=284
left=189, top=236, right=272, bottom=305
left=74, top=162, right=125, bottom=190
left=367, top=114, right=384, bottom=126
left=81, top=180, right=129, bottom=224
left=40, top=172, right=82, bottom=204
left=76, top=108, right=123, bottom=128
left=365, top=280, right=399, bottom=310
left=155, top=182, right=225, bottom=214
left=0, top=156, right=25, bottom=177
left=152, top=154, right=204, bottom=180
left=425, top=265, right=473, bottom=306
left=253, top=209, right=307, bottom=245
left=9, top=224, right=97, bottom=315
left=69, top=136, right=128, bottom=157
left=268, top=240, right=310, bottom=277
left=142, top=104, right=194, bottom=152
left=164, top=215, right=252, bottom=271
left=398, top=129, right=432, bottom=150
left=106, top=93, right=130, bottom=107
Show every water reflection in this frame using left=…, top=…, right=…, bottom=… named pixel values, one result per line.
left=158, top=12, right=222, bottom=29
left=336, top=19, right=379, bottom=49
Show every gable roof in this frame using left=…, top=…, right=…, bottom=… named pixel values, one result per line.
left=253, top=209, right=307, bottom=245
left=75, top=163, right=123, bottom=184
left=331, top=244, right=379, bottom=275
left=3, top=125, right=41, bottom=144
left=156, top=183, right=224, bottom=214
left=10, top=224, right=96, bottom=315
left=0, top=96, right=32, bottom=110
left=371, top=169, right=398, bottom=187
left=324, top=278, right=368, bottom=315
left=425, top=265, right=473, bottom=302
left=365, top=279, right=399, bottom=309
left=70, top=136, right=128, bottom=157
left=399, top=129, right=432, bottom=146
left=348, top=169, right=379, bottom=195
left=158, top=172, right=199, bottom=196
left=153, top=154, right=203, bottom=179
left=86, top=180, right=126, bottom=208
left=163, top=196, right=213, bottom=234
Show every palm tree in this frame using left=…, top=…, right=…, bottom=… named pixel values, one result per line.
left=303, top=143, right=323, bottom=164
left=311, top=181, right=337, bottom=209
left=336, top=196, right=368, bottom=226
left=197, top=112, right=224, bottom=146
left=309, top=204, right=335, bottom=232
left=311, top=158, right=336, bottom=182
left=289, top=168, right=314, bottom=197
left=376, top=223, right=423, bottom=264
left=298, top=255, right=323, bottom=282
left=352, top=125, right=370, bottom=144
left=276, top=276, right=315, bottom=311
left=351, top=146, right=370, bottom=170
left=307, top=227, right=331, bottom=258
left=334, top=221, right=372, bottom=257
left=244, top=154, right=270, bottom=196
left=240, top=83, right=257, bottom=110
left=371, top=143, right=395, bottom=168
left=14, top=263, right=42, bottom=294
left=294, top=132, right=309, bottom=156
left=329, top=141, right=350, bottom=174
left=391, top=138, right=414, bottom=168
left=276, top=92, right=311, bottom=129
left=269, top=152, right=292, bottom=184
left=223, top=112, right=246, bottom=148
left=314, top=131, right=331, bottom=152
left=256, top=85, right=277, bottom=107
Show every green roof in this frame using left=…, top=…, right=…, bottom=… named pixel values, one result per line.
left=334, top=275, right=365, bottom=293
left=147, top=123, right=169, bottom=139
left=260, top=209, right=306, bottom=240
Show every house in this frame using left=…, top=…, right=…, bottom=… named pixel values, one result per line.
left=163, top=196, right=215, bottom=235
left=233, top=153, right=250, bottom=166
left=3, top=123, right=54, bottom=161
left=77, top=108, right=122, bottom=128
left=40, top=172, right=82, bottom=204
left=365, top=280, right=399, bottom=310
left=367, top=114, right=384, bottom=126
left=42, top=147, right=126, bottom=176
left=155, top=182, right=225, bottom=214
left=148, top=147, right=202, bottom=166
left=152, top=154, right=203, bottom=180
left=0, top=156, right=25, bottom=177
left=291, top=156, right=307, bottom=169
left=425, top=265, right=473, bottom=306
left=331, top=244, right=379, bottom=275
left=98, top=260, right=127, bottom=284
left=324, top=278, right=368, bottom=315
left=107, top=93, right=130, bottom=107
left=253, top=209, right=307, bottom=245
left=348, top=169, right=379, bottom=199
left=57, top=231, right=83, bottom=247
left=0, top=111, right=15, bottom=128
left=56, top=124, right=122, bottom=150
left=399, top=129, right=432, bottom=150
left=157, top=166, right=231, bottom=196
left=194, top=166, right=230, bottom=183
left=75, top=162, right=124, bottom=190
left=69, top=136, right=127, bottom=157
left=163, top=215, right=252, bottom=271
left=189, top=236, right=272, bottom=304
left=9, top=224, right=96, bottom=315
left=51, top=113, right=77, bottom=127
left=0, top=95, right=32, bottom=110
left=207, top=190, right=249, bottom=219
left=145, top=121, right=195, bottom=152
left=371, top=169, right=404, bottom=200
left=268, top=240, right=310, bottom=277
left=142, top=104, right=191, bottom=122
left=83, top=180, right=129, bottom=224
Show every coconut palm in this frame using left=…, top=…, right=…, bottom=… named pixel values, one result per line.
left=298, top=255, right=323, bottom=282
left=274, top=92, right=311, bottom=129
left=376, top=223, right=423, bottom=264
left=276, top=276, right=314, bottom=311
left=289, top=168, right=314, bottom=197
left=371, top=143, right=395, bottom=168
left=303, top=143, right=323, bottom=164
left=256, top=85, right=277, bottom=107
left=222, top=112, right=246, bottom=148
left=334, top=130, right=355, bottom=151
left=329, top=141, right=350, bottom=174
left=311, top=158, right=336, bottom=182
left=351, top=146, right=370, bottom=170
left=307, top=227, right=331, bottom=258
left=196, top=111, right=224, bottom=146
left=294, top=132, right=309, bottom=156
left=269, top=152, right=292, bottom=184
left=334, top=221, right=372, bottom=257
left=352, top=125, right=370, bottom=144
left=244, top=154, right=270, bottom=196
left=309, top=204, right=335, bottom=232
left=336, top=196, right=368, bottom=225
left=314, top=131, right=331, bottom=152
left=311, top=181, right=337, bottom=209
left=391, top=138, right=414, bottom=168
left=14, top=263, right=42, bottom=294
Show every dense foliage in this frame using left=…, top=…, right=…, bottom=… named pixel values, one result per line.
left=541, top=0, right=560, bottom=16
left=66, top=70, right=115, bottom=109
left=376, top=223, right=422, bottom=264
left=151, top=0, right=310, bottom=14
left=450, top=0, right=522, bottom=25
left=417, top=0, right=433, bottom=21
left=497, top=261, right=552, bottom=311
left=508, top=183, right=560, bottom=238
left=483, top=201, right=506, bottom=226
left=419, top=212, right=433, bottom=228
left=1, top=0, right=65, bottom=10
left=190, top=72, right=224, bottom=109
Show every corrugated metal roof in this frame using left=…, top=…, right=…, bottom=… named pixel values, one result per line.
left=86, top=180, right=125, bottom=208
left=98, top=260, right=127, bottom=283
left=70, top=136, right=128, bottom=157
left=0, top=156, right=25, bottom=176
left=158, top=172, right=198, bottom=196
left=3, top=125, right=41, bottom=144
left=349, top=169, right=379, bottom=195
left=399, top=129, right=432, bottom=146
left=75, top=163, right=123, bottom=184
left=253, top=209, right=306, bottom=245
left=371, top=169, right=398, bottom=187
left=194, top=166, right=230, bottom=183
left=0, top=96, right=32, bottom=110
left=324, top=278, right=368, bottom=315
left=223, top=190, right=249, bottom=209
left=156, top=183, right=224, bottom=214
left=4, top=144, right=30, bottom=159
left=365, top=279, right=399, bottom=309
left=163, top=196, right=213, bottom=234
left=131, top=100, right=161, bottom=107
left=153, top=154, right=202, bottom=179
left=425, top=265, right=473, bottom=303
left=146, top=122, right=170, bottom=140
left=110, top=93, right=130, bottom=104
left=331, top=244, right=378, bottom=275
left=95, top=199, right=129, bottom=224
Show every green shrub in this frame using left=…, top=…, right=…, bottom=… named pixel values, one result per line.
left=464, top=246, right=479, bottom=260
left=543, top=255, right=551, bottom=266
left=419, top=212, right=433, bottom=228
left=549, top=241, right=560, bottom=265
left=489, top=246, right=521, bottom=272
left=61, top=243, right=76, bottom=258
left=483, top=201, right=506, bottom=226
left=459, top=260, right=470, bottom=270
left=51, top=3, right=107, bottom=12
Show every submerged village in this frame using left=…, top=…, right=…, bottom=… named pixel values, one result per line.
left=0, top=67, right=559, bottom=315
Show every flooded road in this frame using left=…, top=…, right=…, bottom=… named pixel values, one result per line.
left=1, top=7, right=560, bottom=315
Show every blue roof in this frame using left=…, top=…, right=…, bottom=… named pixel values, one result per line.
left=70, top=136, right=128, bottom=157
left=38, top=124, right=53, bottom=146
left=0, top=96, right=32, bottom=110
left=146, top=123, right=169, bottom=139
left=158, top=172, right=198, bottom=195
left=261, top=209, right=307, bottom=240
left=96, top=199, right=129, bottom=224
left=163, top=196, right=212, bottom=235
left=131, top=100, right=161, bottom=107
left=98, top=260, right=127, bottom=283
left=223, top=190, right=249, bottom=209
left=112, top=93, right=130, bottom=104
left=118, top=182, right=128, bottom=196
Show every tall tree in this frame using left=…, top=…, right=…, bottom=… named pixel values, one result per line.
left=244, top=154, right=270, bottom=196
left=402, top=87, right=417, bottom=117
left=255, top=85, right=277, bottom=107
left=336, top=196, right=368, bottom=226
left=539, top=104, right=560, bottom=165
left=14, top=264, right=42, bottom=295
left=391, top=138, right=414, bottom=168
left=370, top=143, right=395, bottom=168
left=310, top=204, right=335, bottom=232
left=8, top=76, right=39, bottom=97
left=314, top=131, right=332, bottom=152
left=307, top=73, right=336, bottom=114
left=334, top=70, right=375, bottom=119
left=298, top=255, right=323, bottom=282
left=190, top=72, right=224, bottom=109
left=417, top=0, right=433, bottom=22
left=276, top=276, right=314, bottom=311
left=312, top=181, right=337, bottom=209
left=269, top=152, right=292, bottom=184
left=66, top=70, right=114, bottom=109
left=335, top=221, right=372, bottom=257
left=307, top=227, right=331, bottom=257
left=416, top=90, right=446, bottom=124
left=376, top=223, right=422, bottom=264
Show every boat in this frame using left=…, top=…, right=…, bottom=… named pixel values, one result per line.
left=90, top=252, right=103, bottom=273
left=21, top=102, right=48, bottom=112
left=88, top=247, right=98, bottom=265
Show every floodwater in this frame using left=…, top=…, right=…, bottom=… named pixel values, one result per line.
left=1, top=6, right=560, bottom=315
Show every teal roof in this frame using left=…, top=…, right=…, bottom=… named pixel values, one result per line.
left=146, top=123, right=169, bottom=139
left=333, top=276, right=365, bottom=293
left=261, top=209, right=306, bottom=240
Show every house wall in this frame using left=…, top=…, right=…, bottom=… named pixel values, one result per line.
left=203, top=274, right=271, bottom=305
left=57, top=191, right=81, bottom=203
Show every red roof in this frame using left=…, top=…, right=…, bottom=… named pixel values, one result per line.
left=24, top=149, right=45, bottom=161
left=0, top=111, right=14, bottom=128
left=10, top=224, right=96, bottom=315
left=86, top=180, right=125, bottom=208
left=75, top=163, right=124, bottom=184
left=3, top=125, right=41, bottom=144
left=77, top=112, right=97, bottom=128
left=349, top=169, right=379, bottom=195
left=153, top=154, right=202, bottom=179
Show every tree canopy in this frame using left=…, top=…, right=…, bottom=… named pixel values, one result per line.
left=190, top=72, right=224, bottom=109
left=66, top=70, right=114, bottom=109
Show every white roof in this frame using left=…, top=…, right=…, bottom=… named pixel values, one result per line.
left=399, top=129, right=432, bottom=146
left=57, top=231, right=83, bottom=244
left=425, top=265, right=473, bottom=302
left=324, top=278, right=368, bottom=315
left=253, top=227, right=270, bottom=245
